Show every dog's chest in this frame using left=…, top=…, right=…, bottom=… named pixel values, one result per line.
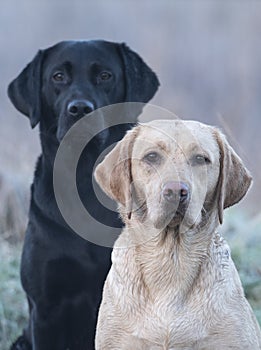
left=130, top=297, right=209, bottom=348
left=109, top=234, right=236, bottom=348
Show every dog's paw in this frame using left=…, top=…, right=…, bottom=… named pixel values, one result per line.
left=10, top=336, right=32, bottom=350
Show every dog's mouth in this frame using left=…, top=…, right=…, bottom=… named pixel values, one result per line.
left=56, top=113, right=111, bottom=146
left=164, top=194, right=192, bottom=229
left=153, top=205, right=188, bottom=230
left=167, top=210, right=185, bottom=228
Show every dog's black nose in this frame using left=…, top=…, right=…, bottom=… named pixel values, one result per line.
left=162, top=181, right=190, bottom=203
left=67, top=100, right=94, bottom=117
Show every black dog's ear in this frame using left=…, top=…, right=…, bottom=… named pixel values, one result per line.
left=119, top=43, right=160, bottom=103
left=8, top=50, right=44, bottom=128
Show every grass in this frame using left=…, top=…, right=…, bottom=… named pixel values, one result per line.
left=0, top=239, right=28, bottom=349
left=220, top=208, right=261, bottom=325
left=0, top=209, right=260, bottom=349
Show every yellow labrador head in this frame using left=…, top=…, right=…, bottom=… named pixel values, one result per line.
left=95, top=120, right=252, bottom=232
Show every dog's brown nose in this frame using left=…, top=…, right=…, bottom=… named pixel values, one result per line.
left=162, top=181, right=190, bottom=203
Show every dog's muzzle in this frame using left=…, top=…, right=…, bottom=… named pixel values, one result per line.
left=162, top=181, right=190, bottom=226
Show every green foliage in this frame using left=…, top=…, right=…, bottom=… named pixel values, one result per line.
left=220, top=208, right=261, bottom=325
left=0, top=240, right=27, bottom=350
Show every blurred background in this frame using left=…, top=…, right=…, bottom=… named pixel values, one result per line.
left=0, top=0, right=260, bottom=348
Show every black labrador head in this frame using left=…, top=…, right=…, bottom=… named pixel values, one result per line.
left=8, top=40, right=159, bottom=143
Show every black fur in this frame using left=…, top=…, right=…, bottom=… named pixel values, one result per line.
left=8, top=40, right=159, bottom=350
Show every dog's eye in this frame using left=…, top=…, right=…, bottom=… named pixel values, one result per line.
left=52, top=72, right=65, bottom=82
left=192, top=154, right=211, bottom=165
left=99, top=71, right=112, bottom=81
left=143, top=152, right=161, bottom=164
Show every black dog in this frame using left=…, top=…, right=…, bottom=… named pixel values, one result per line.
left=8, top=40, right=159, bottom=350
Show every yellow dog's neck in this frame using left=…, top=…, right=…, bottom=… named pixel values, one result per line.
left=113, top=213, right=220, bottom=303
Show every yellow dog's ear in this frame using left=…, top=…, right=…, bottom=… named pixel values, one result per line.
left=94, top=127, right=139, bottom=219
left=215, top=130, right=252, bottom=224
